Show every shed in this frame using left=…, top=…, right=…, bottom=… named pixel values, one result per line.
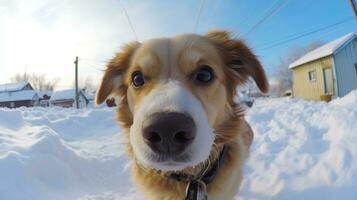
left=289, top=33, right=357, bottom=101
left=50, top=89, right=89, bottom=108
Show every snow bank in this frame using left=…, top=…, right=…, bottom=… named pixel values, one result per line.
left=0, top=107, right=137, bottom=200
left=240, top=92, right=357, bottom=200
left=0, top=90, right=357, bottom=199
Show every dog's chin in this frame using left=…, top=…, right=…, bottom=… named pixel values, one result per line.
left=136, top=149, right=211, bottom=172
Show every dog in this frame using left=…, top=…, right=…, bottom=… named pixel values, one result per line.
left=96, top=30, right=268, bottom=200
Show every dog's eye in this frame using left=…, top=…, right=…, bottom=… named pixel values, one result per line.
left=132, top=71, right=145, bottom=88
left=195, top=66, right=214, bottom=84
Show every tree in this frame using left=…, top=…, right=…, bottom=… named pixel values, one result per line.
left=10, top=73, right=30, bottom=83
left=73, top=76, right=96, bottom=93
left=10, top=73, right=59, bottom=91
left=272, top=41, right=325, bottom=96
left=82, top=76, right=95, bottom=93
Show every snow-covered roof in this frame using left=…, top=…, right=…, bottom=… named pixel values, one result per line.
left=50, top=89, right=87, bottom=101
left=289, top=32, right=356, bottom=69
left=0, top=90, right=38, bottom=102
left=0, top=81, right=30, bottom=93
left=37, top=91, right=53, bottom=98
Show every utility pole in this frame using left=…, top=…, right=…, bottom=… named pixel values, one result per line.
left=350, top=0, right=357, bottom=22
left=74, top=56, right=79, bottom=109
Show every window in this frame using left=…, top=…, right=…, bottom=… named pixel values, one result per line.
left=308, top=70, right=317, bottom=82
left=355, top=63, right=357, bottom=78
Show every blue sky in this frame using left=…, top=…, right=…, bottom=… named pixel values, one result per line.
left=196, top=0, right=357, bottom=75
left=0, top=0, right=356, bottom=88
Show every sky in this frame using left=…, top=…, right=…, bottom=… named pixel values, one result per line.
left=0, top=0, right=356, bottom=89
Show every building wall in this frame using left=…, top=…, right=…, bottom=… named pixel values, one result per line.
left=292, top=56, right=334, bottom=101
left=0, top=100, right=34, bottom=108
left=50, top=95, right=87, bottom=108
left=333, top=37, right=357, bottom=97
left=51, top=100, right=75, bottom=108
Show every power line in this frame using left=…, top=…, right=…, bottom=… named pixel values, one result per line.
left=349, top=0, right=357, bottom=22
left=205, top=0, right=221, bottom=29
left=254, top=17, right=354, bottom=48
left=79, top=57, right=108, bottom=64
left=194, top=0, right=207, bottom=32
left=79, top=60, right=105, bottom=71
left=254, top=17, right=354, bottom=51
left=118, top=0, right=138, bottom=41
left=242, top=0, right=290, bottom=37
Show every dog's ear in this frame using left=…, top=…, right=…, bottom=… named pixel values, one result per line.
left=205, top=30, right=268, bottom=94
left=96, top=42, right=140, bottom=105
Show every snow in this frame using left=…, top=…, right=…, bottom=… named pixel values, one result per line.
left=0, top=81, right=30, bottom=93
left=0, top=90, right=38, bottom=102
left=1, top=90, right=357, bottom=199
left=0, top=106, right=135, bottom=200
left=289, top=32, right=355, bottom=69
left=239, top=91, right=357, bottom=200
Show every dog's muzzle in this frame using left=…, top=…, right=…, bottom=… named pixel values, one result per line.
left=142, top=112, right=196, bottom=158
left=130, top=81, right=214, bottom=171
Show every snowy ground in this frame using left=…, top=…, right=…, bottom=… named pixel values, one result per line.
left=1, top=90, right=357, bottom=200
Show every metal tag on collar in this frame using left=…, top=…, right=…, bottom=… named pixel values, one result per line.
left=184, top=180, right=208, bottom=200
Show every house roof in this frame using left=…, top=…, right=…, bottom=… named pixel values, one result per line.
left=37, top=91, right=53, bottom=98
left=0, top=81, right=30, bottom=93
left=289, top=32, right=356, bottom=69
left=50, top=89, right=88, bottom=101
left=0, top=90, right=38, bottom=102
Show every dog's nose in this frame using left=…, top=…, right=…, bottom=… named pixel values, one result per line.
left=142, top=112, right=196, bottom=155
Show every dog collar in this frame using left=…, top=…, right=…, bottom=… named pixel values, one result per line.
left=169, top=144, right=229, bottom=200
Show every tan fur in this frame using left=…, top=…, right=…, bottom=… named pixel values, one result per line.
left=96, top=30, right=268, bottom=200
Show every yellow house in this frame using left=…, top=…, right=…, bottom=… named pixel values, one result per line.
left=289, top=33, right=357, bottom=101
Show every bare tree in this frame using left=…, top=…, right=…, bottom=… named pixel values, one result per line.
left=272, top=41, right=325, bottom=96
left=10, top=73, right=30, bottom=83
left=10, top=73, right=59, bottom=91
left=73, top=76, right=96, bottom=93
left=82, top=76, right=95, bottom=93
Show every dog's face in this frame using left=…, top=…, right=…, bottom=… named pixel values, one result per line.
left=96, top=31, right=268, bottom=172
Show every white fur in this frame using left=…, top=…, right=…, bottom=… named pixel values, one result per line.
left=130, top=80, right=214, bottom=171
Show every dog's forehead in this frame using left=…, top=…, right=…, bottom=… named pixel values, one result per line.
left=132, top=34, right=222, bottom=66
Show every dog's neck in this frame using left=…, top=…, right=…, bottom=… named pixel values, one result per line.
left=165, top=144, right=228, bottom=199
left=167, top=144, right=228, bottom=185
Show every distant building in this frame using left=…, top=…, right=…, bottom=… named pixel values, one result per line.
left=0, top=81, right=39, bottom=108
left=50, top=89, right=89, bottom=108
left=37, top=91, right=53, bottom=107
left=0, top=81, right=33, bottom=92
left=289, top=33, right=357, bottom=101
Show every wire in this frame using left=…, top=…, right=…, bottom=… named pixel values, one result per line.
left=118, top=0, right=138, bottom=41
left=242, top=0, right=290, bottom=37
left=79, top=59, right=105, bottom=71
left=79, top=58, right=108, bottom=64
left=194, top=0, right=207, bottom=32
left=205, top=0, right=221, bottom=29
left=254, top=17, right=354, bottom=49
left=255, top=17, right=354, bottom=50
